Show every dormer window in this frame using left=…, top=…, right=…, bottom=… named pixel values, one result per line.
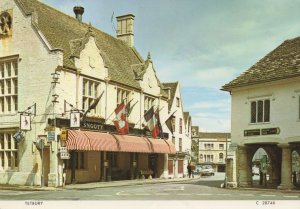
left=0, top=12, right=12, bottom=37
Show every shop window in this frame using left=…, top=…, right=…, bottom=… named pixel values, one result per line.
left=67, top=152, right=85, bottom=170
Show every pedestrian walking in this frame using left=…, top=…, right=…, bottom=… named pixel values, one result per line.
left=187, top=163, right=192, bottom=178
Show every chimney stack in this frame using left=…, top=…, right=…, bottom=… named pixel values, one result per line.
left=116, top=14, right=135, bottom=47
left=73, top=6, right=84, bottom=22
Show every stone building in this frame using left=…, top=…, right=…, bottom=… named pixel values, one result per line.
left=191, top=129, right=231, bottom=172
left=222, top=35, right=300, bottom=189
left=162, top=82, right=192, bottom=178
left=0, top=0, right=177, bottom=187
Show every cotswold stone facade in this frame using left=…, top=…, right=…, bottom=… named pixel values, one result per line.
left=223, top=35, right=300, bottom=189
left=0, top=0, right=183, bottom=187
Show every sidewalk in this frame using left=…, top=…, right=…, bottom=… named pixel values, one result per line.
left=0, top=177, right=198, bottom=191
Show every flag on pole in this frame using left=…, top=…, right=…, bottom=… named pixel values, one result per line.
left=165, top=110, right=177, bottom=134
left=83, top=91, right=104, bottom=118
left=144, top=106, right=162, bottom=138
left=126, top=100, right=138, bottom=117
left=113, top=102, right=129, bottom=135
left=155, top=109, right=164, bottom=139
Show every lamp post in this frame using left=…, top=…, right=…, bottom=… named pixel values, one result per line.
left=224, top=133, right=228, bottom=188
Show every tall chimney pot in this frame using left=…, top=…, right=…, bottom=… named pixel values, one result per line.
left=73, top=6, right=84, bottom=22
left=116, top=14, right=135, bottom=47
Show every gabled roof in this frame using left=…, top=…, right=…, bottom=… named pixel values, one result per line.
left=222, top=36, right=300, bottom=91
left=17, top=0, right=144, bottom=89
left=162, top=81, right=178, bottom=110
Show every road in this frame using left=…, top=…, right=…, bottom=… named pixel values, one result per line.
left=0, top=173, right=299, bottom=200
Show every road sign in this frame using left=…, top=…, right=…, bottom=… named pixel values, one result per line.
left=47, top=132, right=55, bottom=141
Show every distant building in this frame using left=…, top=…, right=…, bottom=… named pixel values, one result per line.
left=192, top=129, right=231, bottom=172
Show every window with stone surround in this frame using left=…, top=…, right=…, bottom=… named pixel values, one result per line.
left=0, top=57, right=18, bottom=114
left=82, top=78, right=100, bottom=116
left=0, top=11, right=12, bottom=37
left=117, top=88, right=130, bottom=106
left=0, top=131, right=18, bottom=171
left=250, top=99, right=270, bottom=123
left=179, top=138, right=182, bottom=152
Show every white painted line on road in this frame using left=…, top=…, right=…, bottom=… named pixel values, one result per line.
left=116, top=191, right=130, bottom=196
left=135, top=193, right=151, bottom=196
left=155, top=193, right=169, bottom=195
left=195, top=194, right=212, bottom=196
left=94, top=194, right=112, bottom=197
left=216, top=194, right=231, bottom=196
left=261, top=195, right=276, bottom=197
left=176, top=194, right=192, bottom=196
left=164, top=186, right=184, bottom=191
left=283, top=196, right=299, bottom=198
left=240, top=194, right=254, bottom=196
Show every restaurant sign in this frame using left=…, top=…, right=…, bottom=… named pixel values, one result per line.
left=244, top=127, right=280, bottom=137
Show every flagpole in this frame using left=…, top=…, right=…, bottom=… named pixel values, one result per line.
left=161, top=110, right=177, bottom=127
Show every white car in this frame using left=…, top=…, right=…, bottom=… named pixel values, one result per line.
left=201, top=165, right=214, bottom=176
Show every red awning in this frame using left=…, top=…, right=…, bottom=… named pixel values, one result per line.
left=113, top=135, right=152, bottom=153
left=147, top=138, right=174, bottom=154
left=84, top=131, right=119, bottom=152
left=66, top=130, right=91, bottom=151
left=66, top=130, right=119, bottom=152
left=165, top=140, right=176, bottom=154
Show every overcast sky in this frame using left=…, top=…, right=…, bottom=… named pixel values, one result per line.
left=43, top=0, right=300, bottom=132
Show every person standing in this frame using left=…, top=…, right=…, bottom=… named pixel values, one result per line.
left=187, top=163, right=192, bottom=178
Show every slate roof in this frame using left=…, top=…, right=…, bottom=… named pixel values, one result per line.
left=162, top=82, right=178, bottom=111
left=222, top=36, right=300, bottom=91
left=17, top=0, right=144, bottom=89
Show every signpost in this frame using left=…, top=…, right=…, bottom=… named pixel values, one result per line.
left=59, top=147, right=70, bottom=160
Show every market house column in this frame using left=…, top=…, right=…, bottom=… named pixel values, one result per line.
left=277, top=144, right=293, bottom=189
left=237, top=145, right=252, bottom=187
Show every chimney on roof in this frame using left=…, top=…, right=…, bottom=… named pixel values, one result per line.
left=73, top=6, right=84, bottom=22
left=116, top=14, right=135, bottom=47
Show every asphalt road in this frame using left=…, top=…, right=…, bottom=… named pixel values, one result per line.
left=0, top=174, right=299, bottom=201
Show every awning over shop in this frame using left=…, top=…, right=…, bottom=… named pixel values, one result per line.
left=66, top=130, right=119, bottom=152
left=165, top=140, right=176, bottom=154
left=84, top=131, right=119, bottom=152
left=66, top=130, right=91, bottom=151
left=113, top=134, right=152, bottom=153
left=147, top=138, right=176, bottom=154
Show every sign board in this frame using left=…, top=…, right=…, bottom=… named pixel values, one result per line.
left=60, top=129, right=67, bottom=141
left=60, top=152, right=70, bottom=159
left=244, top=129, right=260, bottom=137
left=261, top=128, right=280, bottom=135
left=47, top=131, right=55, bottom=141
left=70, top=112, right=80, bottom=128
left=45, top=126, right=55, bottom=132
left=20, top=114, right=31, bottom=131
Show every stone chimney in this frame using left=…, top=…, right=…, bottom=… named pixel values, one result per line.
left=116, top=14, right=135, bottom=47
left=73, top=6, right=84, bottom=22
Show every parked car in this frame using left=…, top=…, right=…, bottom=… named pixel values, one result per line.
left=194, top=165, right=202, bottom=175
left=200, top=165, right=214, bottom=176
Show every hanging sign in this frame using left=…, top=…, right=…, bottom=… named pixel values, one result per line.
left=48, top=131, right=55, bottom=141
left=20, top=114, right=31, bottom=131
left=70, top=112, right=80, bottom=128
left=60, top=129, right=67, bottom=141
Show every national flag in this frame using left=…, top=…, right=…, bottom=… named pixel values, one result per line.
left=83, top=91, right=104, bottom=118
left=144, top=106, right=162, bottom=138
left=113, top=102, right=129, bottom=135
left=165, top=110, right=177, bottom=134
left=155, top=109, right=163, bottom=139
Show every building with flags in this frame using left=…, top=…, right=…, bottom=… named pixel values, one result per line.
left=162, top=82, right=192, bottom=178
left=0, top=0, right=177, bottom=187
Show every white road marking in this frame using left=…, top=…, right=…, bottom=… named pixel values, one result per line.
left=176, top=194, right=192, bottom=196
left=283, top=196, right=298, bottom=198
left=135, top=193, right=150, bottom=196
left=164, top=186, right=184, bottom=191
left=0, top=191, right=36, bottom=196
left=195, top=194, right=212, bottom=196
left=240, top=194, right=254, bottom=196
left=216, top=194, right=231, bottom=196
left=94, top=194, right=112, bottom=197
left=155, top=193, right=169, bottom=195
left=116, top=191, right=130, bottom=196
left=261, top=194, right=276, bottom=197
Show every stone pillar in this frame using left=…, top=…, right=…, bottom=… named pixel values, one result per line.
left=237, top=145, right=252, bottom=187
left=163, top=154, right=168, bottom=179
left=277, top=144, right=293, bottom=190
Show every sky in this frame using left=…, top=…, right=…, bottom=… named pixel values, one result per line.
left=43, top=0, right=300, bottom=132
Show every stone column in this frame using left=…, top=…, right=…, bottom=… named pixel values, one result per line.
left=277, top=144, right=293, bottom=190
left=237, top=145, right=252, bottom=187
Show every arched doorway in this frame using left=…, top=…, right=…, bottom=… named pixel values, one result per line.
left=251, top=147, right=270, bottom=187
